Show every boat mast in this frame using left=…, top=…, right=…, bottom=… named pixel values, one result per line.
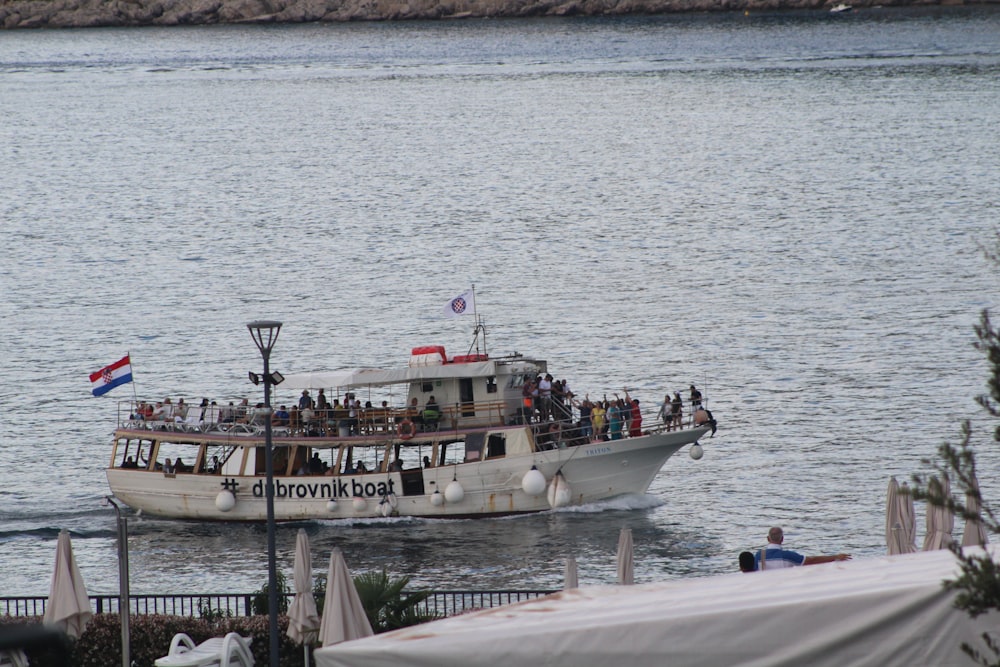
left=468, top=284, right=487, bottom=357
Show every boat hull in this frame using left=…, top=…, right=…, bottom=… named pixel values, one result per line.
left=106, top=428, right=708, bottom=521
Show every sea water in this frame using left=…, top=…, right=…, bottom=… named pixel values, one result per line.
left=1, top=7, right=1000, bottom=596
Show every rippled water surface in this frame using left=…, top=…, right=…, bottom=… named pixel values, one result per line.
left=2, top=7, right=1000, bottom=596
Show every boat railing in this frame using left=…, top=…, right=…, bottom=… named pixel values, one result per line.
left=0, top=589, right=556, bottom=620
left=115, top=395, right=713, bottom=440
left=115, top=398, right=513, bottom=437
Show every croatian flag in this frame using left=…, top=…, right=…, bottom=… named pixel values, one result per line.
left=443, top=289, right=476, bottom=318
left=90, top=355, right=133, bottom=397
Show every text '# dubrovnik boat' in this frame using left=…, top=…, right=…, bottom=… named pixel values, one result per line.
left=106, top=336, right=717, bottom=521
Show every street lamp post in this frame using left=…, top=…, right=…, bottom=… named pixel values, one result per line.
left=247, top=320, right=282, bottom=667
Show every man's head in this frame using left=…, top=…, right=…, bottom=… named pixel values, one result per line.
left=768, top=526, right=784, bottom=544
left=739, top=551, right=757, bottom=573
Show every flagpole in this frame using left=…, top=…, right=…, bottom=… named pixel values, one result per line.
left=129, top=351, right=139, bottom=414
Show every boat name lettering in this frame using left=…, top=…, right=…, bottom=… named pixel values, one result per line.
left=584, top=446, right=612, bottom=456
left=251, top=478, right=397, bottom=500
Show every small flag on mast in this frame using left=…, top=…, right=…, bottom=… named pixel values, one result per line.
left=443, top=289, right=476, bottom=318
left=89, top=355, right=133, bottom=396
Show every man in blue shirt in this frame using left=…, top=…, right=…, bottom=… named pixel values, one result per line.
left=755, top=526, right=851, bottom=571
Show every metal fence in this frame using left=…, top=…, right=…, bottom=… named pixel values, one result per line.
left=1, top=590, right=555, bottom=620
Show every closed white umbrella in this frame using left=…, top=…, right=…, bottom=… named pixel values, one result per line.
left=900, top=481, right=917, bottom=551
left=288, top=529, right=321, bottom=665
left=43, top=530, right=92, bottom=639
left=962, top=472, right=989, bottom=548
left=616, top=528, right=634, bottom=586
left=564, top=557, right=578, bottom=590
left=886, top=477, right=917, bottom=555
left=319, top=548, right=373, bottom=647
left=923, top=476, right=955, bottom=551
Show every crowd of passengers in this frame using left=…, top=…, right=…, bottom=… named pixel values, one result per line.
left=128, top=389, right=446, bottom=436
left=128, top=383, right=715, bottom=441
left=522, top=376, right=716, bottom=448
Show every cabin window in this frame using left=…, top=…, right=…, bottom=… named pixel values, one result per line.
left=421, top=382, right=433, bottom=393
left=464, top=433, right=485, bottom=463
left=486, top=433, right=506, bottom=459
left=486, top=376, right=497, bottom=394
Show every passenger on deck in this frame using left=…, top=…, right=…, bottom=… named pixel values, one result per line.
left=315, top=391, right=330, bottom=432
left=162, top=458, right=174, bottom=473
left=406, top=397, right=422, bottom=426
left=220, top=402, right=236, bottom=424
left=347, top=395, right=361, bottom=434
left=375, top=400, right=391, bottom=432
left=205, top=400, right=221, bottom=426
left=578, top=397, right=593, bottom=440
left=423, top=455, right=432, bottom=469
left=208, top=455, right=221, bottom=474
left=316, top=389, right=330, bottom=411
left=690, top=385, right=703, bottom=412
left=288, top=405, right=301, bottom=433
left=614, top=393, right=631, bottom=435
left=273, top=405, right=290, bottom=426
left=591, top=401, right=606, bottom=441
left=552, top=380, right=573, bottom=420
left=197, top=398, right=210, bottom=421
left=389, top=458, right=404, bottom=472
left=309, top=453, right=324, bottom=474
left=422, top=396, right=442, bottom=431
left=607, top=400, right=624, bottom=440
left=151, top=400, right=168, bottom=421
left=547, top=421, right=564, bottom=448
left=301, top=405, right=316, bottom=434
left=175, top=398, right=189, bottom=421
left=671, top=391, right=684, bottom=431
left=251, top=403, right=269, bottom=426
left=657, top=394, right=672, bottom=431
left=298, top=390, right=313, bottom=411
left=121, top=456, right=138, bottom=468
left=626, top=391, right=642, bottom=437
left=538, top=374, right=553, bottom=421
left=520, top=377, right=536, bottom=424
left=355, top=461, right=368, bottom=474
left=174, top=457, right=189, bottom=473
left=235, top=398, right=250, bottom=423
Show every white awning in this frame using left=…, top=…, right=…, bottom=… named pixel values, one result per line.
left=315, top=547, right=1000, bottom=667
left=281, top=361, right=499, bottom=390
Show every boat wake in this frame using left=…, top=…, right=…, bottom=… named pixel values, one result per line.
left=549, top=494, right=665, bottom=514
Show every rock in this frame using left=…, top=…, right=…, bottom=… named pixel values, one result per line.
left=0, top=0, right=993, bottom=29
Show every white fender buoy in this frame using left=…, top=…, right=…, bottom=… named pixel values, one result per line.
left=430, top=489, right=445, bottom=506
left=326, top=498, right=338, bottom=513
left=444, top=479, right=465, bottom=504
left=352, top=496, right=367, bottom=512
left=215, top=490, right=236, bottom=512
left=378, top=493, right=398, bottom=517
left=547, top=472, right=572, bottom=508
left=521, top=466, right=547, bottom=496
left=690, top=443, right=704, bottom=460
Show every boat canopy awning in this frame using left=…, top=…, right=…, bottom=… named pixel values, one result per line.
left=281, top=361, right=500, bottom=390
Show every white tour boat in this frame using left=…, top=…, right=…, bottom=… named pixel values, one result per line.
left=106, top=339, right=715, bottom=521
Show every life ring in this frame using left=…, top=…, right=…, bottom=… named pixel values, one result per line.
left=398, top=419, right=416, bottom=440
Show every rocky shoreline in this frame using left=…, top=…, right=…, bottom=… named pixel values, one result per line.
left=0, top=0, right=991, bottom=29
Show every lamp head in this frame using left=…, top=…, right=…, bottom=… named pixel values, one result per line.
left=247, top=320, right=283, bottom=356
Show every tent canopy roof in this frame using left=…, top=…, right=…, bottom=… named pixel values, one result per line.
left=316, top=547, right=1000, bottom=667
